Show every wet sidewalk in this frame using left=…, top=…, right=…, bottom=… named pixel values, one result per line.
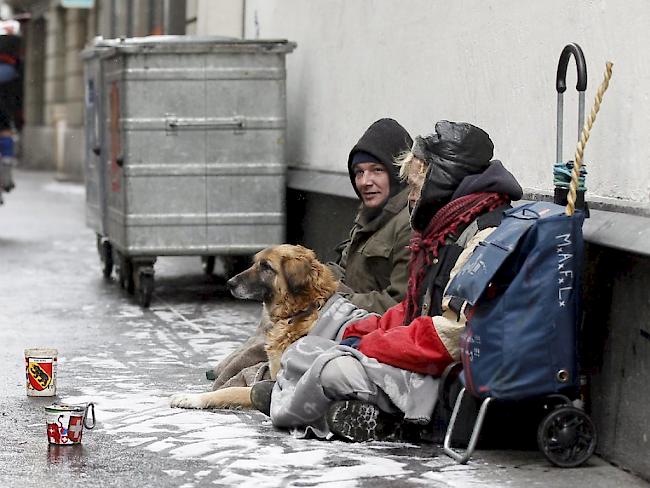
left=1, top=170, right=648, bottom=488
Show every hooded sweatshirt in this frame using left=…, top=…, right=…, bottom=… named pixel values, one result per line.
left=347, top=118, right=412, bottom=199
left=334, top=118, right=413, bottom=313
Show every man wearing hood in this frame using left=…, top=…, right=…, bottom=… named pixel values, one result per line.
left=332, top=117, right=413, bottom=314
left=206, top=118, right=412, bottom=393
left=262, top=121, right=523, bottom=442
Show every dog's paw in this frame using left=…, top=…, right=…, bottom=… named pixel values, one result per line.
left=169, top=393, right=209, bottom=409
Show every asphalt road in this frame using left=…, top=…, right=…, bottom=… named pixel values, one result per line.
left=1, top=170, right=648, bottom=488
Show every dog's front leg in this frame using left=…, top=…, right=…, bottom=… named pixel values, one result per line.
left=170, top=387, right=253, bottom=409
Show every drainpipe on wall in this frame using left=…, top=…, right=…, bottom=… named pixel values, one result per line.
left=53, top=104, right=67, bottom=180
left=241, top=0, right=246, bottom=38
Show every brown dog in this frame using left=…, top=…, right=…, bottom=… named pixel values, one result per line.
left=170, top=244, right=338, bottom=409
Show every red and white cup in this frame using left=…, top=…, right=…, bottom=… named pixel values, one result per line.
left=25, top=348, right=58, bottom=397
left=45, top=403, right=96, bottom=445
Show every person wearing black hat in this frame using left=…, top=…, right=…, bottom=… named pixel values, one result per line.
left=204, top=118, right=413, bottom=396
left=331, top=118, right=413, bottom=314
left=264, top=121, right=523, bottom=442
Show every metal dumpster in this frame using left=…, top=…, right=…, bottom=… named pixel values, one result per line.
left=82, top=36, right=296, bottom=306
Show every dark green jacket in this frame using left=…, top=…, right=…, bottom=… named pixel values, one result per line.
left=335, top=189, right=411, bottom=314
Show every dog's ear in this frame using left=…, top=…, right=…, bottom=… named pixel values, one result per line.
left=281, top=250, right=314, bottom=295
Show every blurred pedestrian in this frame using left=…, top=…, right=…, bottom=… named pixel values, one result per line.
left=0, top=107, right=16, bottom=200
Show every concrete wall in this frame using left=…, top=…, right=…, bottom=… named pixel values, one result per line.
left=23, top=5, right=89, bottom=180
left=22, top=18, right=46, bottom=126
left=185, top=0, right=197, bottom=35
left=193, top=0, right=243, bottom=38
left=21, top=125, right=54, bottom=170
left=64, top=10, right=85, bottom=127
left=583, top=244, right=650, bottom=479
left=244, top=0, right=650, bottom=211
left=43, top=5, right=65, bottom=126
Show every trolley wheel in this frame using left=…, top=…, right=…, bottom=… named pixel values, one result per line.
left=118, top=255, right=135, bottom=294
left=201, top=256, right=216, bottom=275
left=537, top=405, right=597, bottom=468
left=138, top=271, right=154, bottom=308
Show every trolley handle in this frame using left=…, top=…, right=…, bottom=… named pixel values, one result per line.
left=556, top=42, right=588, bottom=165
left=556, top=43, right=587, bottom=93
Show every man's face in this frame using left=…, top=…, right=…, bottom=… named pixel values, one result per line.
left=353, top=162, right=391, bottom=208
left=406, top=157, right=427, bottom=209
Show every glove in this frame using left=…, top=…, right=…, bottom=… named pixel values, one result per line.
left=339, top=336, right=361, bottom=349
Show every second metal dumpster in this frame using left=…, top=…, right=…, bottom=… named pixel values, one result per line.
left=83, top=36, right=296, bottom=306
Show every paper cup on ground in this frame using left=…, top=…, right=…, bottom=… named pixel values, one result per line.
left=46, top=403, right=95, bottom=445
left=25, top=348, right=58, bottom=396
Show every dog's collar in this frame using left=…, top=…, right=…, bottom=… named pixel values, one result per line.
left=286, top=304, right=318, bottom=324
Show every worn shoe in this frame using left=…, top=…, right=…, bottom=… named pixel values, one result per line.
left=250, top=379, right=275, bottom=416
left=326, top=400, right=408, bottom=442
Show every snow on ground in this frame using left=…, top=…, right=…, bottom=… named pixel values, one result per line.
left=56, top=297, right=464, bottom=487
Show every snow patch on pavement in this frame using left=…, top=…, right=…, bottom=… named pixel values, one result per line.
left=54, top=299, right=438, bottom=487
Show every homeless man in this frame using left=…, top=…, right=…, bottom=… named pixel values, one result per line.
left=208, top=118, right=413, bottom=392
left=330, top=117, right=413, bottom=314
left=256, top=120, right=523, bottom=441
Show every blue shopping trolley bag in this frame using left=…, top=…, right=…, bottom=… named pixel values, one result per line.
left=446, top=201, right=585, bottom=401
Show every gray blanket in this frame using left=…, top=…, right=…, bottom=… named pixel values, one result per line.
left=210, top=310, right=272, bottom=390
left=210, top=278, right=356, bottom=390
left=270, top=294, right=439, bottom=439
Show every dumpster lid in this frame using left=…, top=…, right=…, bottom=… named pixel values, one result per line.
left=81, top=36, right=123, bottom=58
left=85, top=35, right=296, bottom=57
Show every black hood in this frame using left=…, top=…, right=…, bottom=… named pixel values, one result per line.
left=451, top=160, right=523, bottom=201
left=410, top=121, right=521, bottom=232
left=347, top=118, right=413, bottom=198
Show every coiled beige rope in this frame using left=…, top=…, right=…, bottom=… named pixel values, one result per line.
left=566, top=61, right=614, bottom=216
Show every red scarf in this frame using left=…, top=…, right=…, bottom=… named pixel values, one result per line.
left=403, top=192, right=510, bottom=324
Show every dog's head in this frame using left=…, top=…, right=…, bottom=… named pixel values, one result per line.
left=226, top=244, right=337, bottom=310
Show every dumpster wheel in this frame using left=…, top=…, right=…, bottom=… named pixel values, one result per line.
left=117, top=254, right=135, bottom=294
left=537, top=405, right=596, bottom=468
left=96, top=235, right=113, bottom=279
left=137, top=270, right=154, bottom=308
left=201, top=256, right=216, bottom=275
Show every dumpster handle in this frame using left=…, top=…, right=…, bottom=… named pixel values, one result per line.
left=166, top=116, right=245, bottom=131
